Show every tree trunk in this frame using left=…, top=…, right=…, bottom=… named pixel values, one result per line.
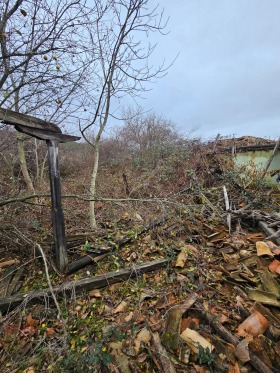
left=89, top=145, right=99, bottom=229
left=17, top=132, right=35, bottom=194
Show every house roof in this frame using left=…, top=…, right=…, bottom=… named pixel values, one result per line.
left=210, top=136, right=277, bottom=153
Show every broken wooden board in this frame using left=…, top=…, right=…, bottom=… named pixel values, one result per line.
left=0, top=265, right=16, bottom=297
left=0, top=266, right=25, bottom=297
left=16, top=124, right=80, bottom=143
left=0, top=108, right=61, bottom=133
left=0, top=259, right=167, bottom=312
left=0, top=109, right=80, bottom=143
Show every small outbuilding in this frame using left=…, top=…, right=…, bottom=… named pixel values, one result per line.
left=214, top=136, right=280, bottom=185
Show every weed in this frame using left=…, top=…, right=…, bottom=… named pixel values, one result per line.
left=83, top=240, right=91, bottom=252
left=197, top=345, right=215, bottom=371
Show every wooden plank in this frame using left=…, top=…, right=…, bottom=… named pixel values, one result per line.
left=0, top=265, right=16, bottom=297
left=0, top=108, right=61, bottom=133
left=16, top=124, right=80, bottom=143
left=47, top=139, right=68, bottom=272
left=0, top=259, right=168, bottom=312
left=6, top=267, right=25, bottom=296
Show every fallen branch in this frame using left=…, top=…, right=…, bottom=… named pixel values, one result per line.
left=35, top=244, right=63, bottom=320
left=35, top=244, right=68, bottom=344
left=0, top=258, right=167, bottom=312
left=267, top=220, right=280, bottom=228
left=0, top=259, right=20, bottom=268
left=66, top=253, right=110, bottom=275
left=0, top=193, right=170, bottom=207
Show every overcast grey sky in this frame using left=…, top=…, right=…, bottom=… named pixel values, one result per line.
left=142, top=0, right=280, bottom=140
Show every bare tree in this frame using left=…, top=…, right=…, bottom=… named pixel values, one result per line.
left=80, top=0, right=171, bottom=228
left=118, top=107, right=179, bottom=166
left=0, top=0, right=93, bottom=192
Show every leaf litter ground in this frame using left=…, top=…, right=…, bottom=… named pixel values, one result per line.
left=1, top=188, right=280, bottom=373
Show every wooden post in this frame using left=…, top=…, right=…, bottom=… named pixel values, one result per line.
left=47, top=140, right=68, bottom=272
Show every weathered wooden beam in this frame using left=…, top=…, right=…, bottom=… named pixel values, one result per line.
left=47, top=139, right=68, bottom=272
left=0, top=108, right=61, bottom=133
left=0, top=259, right=167, bottom=312
left=0, top=108, right=80, bottom=142
left=15, top=124, right=80, bottom=143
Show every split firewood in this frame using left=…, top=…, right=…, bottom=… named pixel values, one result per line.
left=180, top=328, right=213, bottom=354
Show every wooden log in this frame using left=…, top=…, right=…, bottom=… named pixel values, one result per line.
left=162, top=307, right=183, bottom=351
left=0, top=259, right=167, bottom=312
left=47, top=139, right=68, bottom=272
left=162, top=293, right=199, bottom=351
left=0, top=108, right=61, bottom=132
left=66, top=252, right=109, bottom=274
